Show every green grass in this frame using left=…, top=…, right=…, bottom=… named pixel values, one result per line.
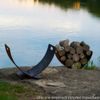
left=83, top=61, right=96, bottom=70
left=0, top=81, right=20, bottom=100
left=0, top=81, right=44, bottom=100
left=0, top=94, right=17, bottom=100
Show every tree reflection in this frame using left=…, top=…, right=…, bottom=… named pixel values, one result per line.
left=18, top=0, right=100, bottom=18
left=38, top=0, right=100, bottom=18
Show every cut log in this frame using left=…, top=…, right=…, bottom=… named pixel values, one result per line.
left=59, top=40, right=65, bottom=47
left=83, top=45, right=90, bottom=51
left=55, top=44, right=64, bottom=51
left=72, top=54, right=80, bottom=62
left=65, top=59, right=73, bottom=67
left=63, top=39, right=69, bottom=48
left=80, top=41, right=90, bottom=51
left=59, top=39, right=69, bottom=48
left=65, top=46, right=70, bottom=52
left=60, top=56, right=66, bottom=62
left=72, top=62, right=81, bottom=69
left=67, top=54, right=73, bottom=59
left=56, top=40, right=92, bottom=69
left=80, top=41, right=85, bottom=45
left=80, top=53, right=85, bottom=59
left=86, top=50, right=92, bottom=56
left=70, top=41, right=80, bottom=48
left=58, top=50, right=65, bottom=57
left=80, top=58, right=88, bottom=65
left=76, top=46, right=83, bottom=54
left=70, top=47, right=75, bottom=54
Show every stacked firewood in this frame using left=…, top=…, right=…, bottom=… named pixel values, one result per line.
left=55, top=39, right=93, bottom=69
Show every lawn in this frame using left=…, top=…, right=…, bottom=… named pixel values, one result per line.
left=0, top=80, right=44, bottom=100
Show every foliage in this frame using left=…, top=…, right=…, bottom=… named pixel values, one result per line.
left=83, top=60, right=96, bottom=70
left=0, top=81, right=42, bottom=100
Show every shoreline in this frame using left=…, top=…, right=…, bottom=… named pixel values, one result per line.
left=0, top=66, right=100, bottom=98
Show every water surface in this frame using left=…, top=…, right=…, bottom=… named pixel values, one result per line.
left=0, top=0, right=100, bottom=68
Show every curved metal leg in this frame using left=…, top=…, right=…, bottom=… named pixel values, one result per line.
left=5, top=44, right=25, bottom=74
left=5, top=44, right=55, bottom=79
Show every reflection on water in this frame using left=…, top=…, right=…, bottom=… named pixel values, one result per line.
left=72, top=1, right=80, bottom=10
left=18, top=0, right=39, bottom=6
left=0, top=0, right=100, bottom=68
left=38, top=0, right=100, bottom=18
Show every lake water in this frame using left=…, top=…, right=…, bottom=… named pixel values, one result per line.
left=0, top=0, right=100, bottom=68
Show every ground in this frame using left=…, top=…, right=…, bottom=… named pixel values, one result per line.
left=0, top=67, right=100, bottom=100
